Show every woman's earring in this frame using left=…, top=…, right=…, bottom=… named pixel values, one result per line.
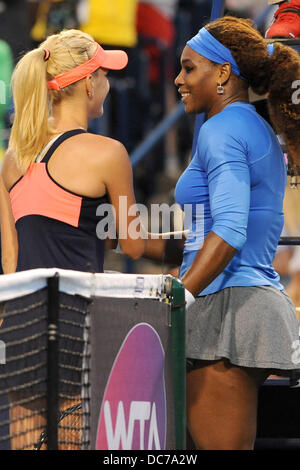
left=217, top=83, right=224, bottom=95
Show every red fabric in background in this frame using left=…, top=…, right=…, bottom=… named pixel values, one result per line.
left=137, top=3, right=175, bottom=82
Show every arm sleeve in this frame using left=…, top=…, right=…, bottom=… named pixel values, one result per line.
left=199, top=125, right=250, bottom=251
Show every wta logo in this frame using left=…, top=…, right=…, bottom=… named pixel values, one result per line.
left=96, top=323, right=166, bottom=450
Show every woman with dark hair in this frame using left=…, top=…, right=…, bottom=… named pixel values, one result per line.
left=173, top=16, right=300, bottom=449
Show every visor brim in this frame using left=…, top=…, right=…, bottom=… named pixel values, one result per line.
left=101, top=50, right=128, bottom=70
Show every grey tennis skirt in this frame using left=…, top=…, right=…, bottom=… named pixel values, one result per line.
left=186, top=285, right=300, bottom=375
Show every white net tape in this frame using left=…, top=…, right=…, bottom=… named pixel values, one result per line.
left=0, top=269, right=174, bottom=302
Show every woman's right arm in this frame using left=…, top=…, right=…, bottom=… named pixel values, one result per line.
left=0, top=171, right=18, bottom=273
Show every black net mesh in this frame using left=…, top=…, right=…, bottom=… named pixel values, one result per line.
left=0, top=287, right=91, bottom=450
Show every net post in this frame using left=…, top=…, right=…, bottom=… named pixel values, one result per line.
left=170, top=277, right=186, bottom=450
left=47, top=273, right=59, bottom=450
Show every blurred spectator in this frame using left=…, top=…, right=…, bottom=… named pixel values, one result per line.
left=30, top=0, right=79, bottom=44
left=266, top=0, right=300, bottom=39
left=80, top=0, right=138, bottom=48
left=0, top=39, right=13, bottom=163
left=0, top=0, right=31, bottom=61
left=137, top=1, right=178, bottom=84
left=136, top=1, right=180, bottom=179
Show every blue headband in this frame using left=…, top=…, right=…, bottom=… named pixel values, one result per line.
left=187, top=27, right=275, bottom=79
left=267, top=43, right=275, bottom=56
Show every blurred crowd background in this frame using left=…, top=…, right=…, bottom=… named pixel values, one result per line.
left=0, top=0, right=277, bottom=196
left=0, top=0, right=217, bottom=200
left=1, top=0, right=300, bottom=317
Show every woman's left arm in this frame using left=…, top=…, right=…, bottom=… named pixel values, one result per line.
left=181, top=231, right=237, bottom=296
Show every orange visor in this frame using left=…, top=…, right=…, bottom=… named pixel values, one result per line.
left=47, top=44, right=128, bottom=90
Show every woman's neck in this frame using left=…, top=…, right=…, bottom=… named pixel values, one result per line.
left=50, top=99, right=88, bottom=134
left=207, top=89, right=249, bottom=119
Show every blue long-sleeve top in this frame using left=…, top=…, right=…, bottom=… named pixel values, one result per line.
left=174, top=102, right=286, bottom=296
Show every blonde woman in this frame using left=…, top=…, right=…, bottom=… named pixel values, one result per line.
left=0, top=29, right=144, bottom=274
left=0, top=29, right=145, bottom=449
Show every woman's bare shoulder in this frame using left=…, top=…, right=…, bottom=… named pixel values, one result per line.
left=85, top=132, right=127, bottom=151
left=82, top=133, right=129, bottom=165
left=0, top=148, right=22, bottom=191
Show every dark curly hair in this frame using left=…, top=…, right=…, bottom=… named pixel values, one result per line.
left=205, top=16, right=300, bottom=172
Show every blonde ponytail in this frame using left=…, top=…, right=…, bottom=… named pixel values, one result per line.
left=9, top=29, right=98, bottom=172
left=9, top=48, right=49, bottom=172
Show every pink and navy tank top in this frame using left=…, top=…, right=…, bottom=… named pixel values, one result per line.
left=9, top=129, right=108, bottom=273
